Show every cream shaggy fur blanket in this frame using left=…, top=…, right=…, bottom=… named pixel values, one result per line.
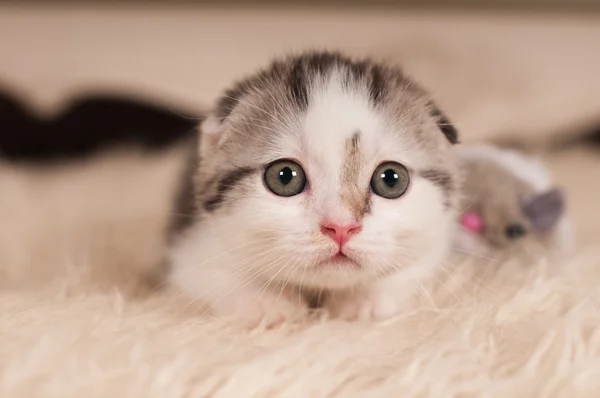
left=1, top=146, right=599, bottom=398
left=2, top=6, right=600, bottom=398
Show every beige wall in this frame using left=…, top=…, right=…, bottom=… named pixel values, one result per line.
left=1, top=5, right=599, bottom=145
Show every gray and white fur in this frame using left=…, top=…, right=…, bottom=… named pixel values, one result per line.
left=168, top=51, right=461, bottom=326
left=453, top=144, right=574, bottom=261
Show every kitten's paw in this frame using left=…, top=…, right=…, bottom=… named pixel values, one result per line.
left=326, top=288, right=406, bottom=322
left=210, top=289, right=307, bottom=328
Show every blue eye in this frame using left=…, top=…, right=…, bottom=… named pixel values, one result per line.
left=264, top=159, right=306, bottom=197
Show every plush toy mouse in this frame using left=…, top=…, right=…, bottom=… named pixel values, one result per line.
left=452, top=145, right=573, bottom=261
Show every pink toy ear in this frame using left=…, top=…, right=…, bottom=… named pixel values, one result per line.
left=461, top=212, right=484, bottom=233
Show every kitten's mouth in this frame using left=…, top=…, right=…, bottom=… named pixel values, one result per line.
left=319, top=253, right=360, bottom=268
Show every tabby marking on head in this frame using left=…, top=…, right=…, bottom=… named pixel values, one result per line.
left=168, top=50, right=460, bottom=326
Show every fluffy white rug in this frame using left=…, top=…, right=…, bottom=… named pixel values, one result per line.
left=0, top=145, right=599, bottom=397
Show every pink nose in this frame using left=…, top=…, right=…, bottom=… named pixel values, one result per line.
left=461, top=212, right=484, bottom=233
left=320, top=222, right=362, bottom=248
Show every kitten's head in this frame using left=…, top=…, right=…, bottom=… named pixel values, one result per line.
left=192, top=51, right=460, bottom=288
left=455, top=145, right=571, bottom=258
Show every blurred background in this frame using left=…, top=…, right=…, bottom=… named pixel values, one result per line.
left=1, top=0, right=600, bottom=161
left=0, top=1, right=599, bottom=290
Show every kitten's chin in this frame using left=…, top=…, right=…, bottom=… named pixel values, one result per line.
left=292, top=253, right=372, bottom=289
left=318, top=253, right=360, bottom=268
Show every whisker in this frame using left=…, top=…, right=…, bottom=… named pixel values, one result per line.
left=297, top=258, right=309, bottom=308
left=177, top=235, right=282, bottom=270
left=252, top=254, right=297, bottom=304
left=169, top=243, right=288, bottom=312
left=451, top=248, right=502, bottom=263
left=276, top=254, right=303, bottom=306
left=198, top=251, right=291, bottom=317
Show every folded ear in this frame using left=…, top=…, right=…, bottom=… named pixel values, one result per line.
left=198, top=115, right=225, bottom=160
left=521, top=188, right=565, bottom=231
left=429, top=102, right=459, bottom=145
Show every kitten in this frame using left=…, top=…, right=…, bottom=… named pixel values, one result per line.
left=168, top=51, right=461, bottom=326
left=453, top=144, right=574, bottom=261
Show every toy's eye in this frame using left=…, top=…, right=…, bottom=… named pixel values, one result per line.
left=370, top=162, right=410, bottom=199
left=505, top=223, right=527, bottom=239
left=264, top=159, right=307, bottom=197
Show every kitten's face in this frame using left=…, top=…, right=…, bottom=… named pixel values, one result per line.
left=192, top=53, right=459, bottom=289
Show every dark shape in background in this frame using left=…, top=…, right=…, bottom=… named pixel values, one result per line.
left=545, top=122, right=600, bottom=151
left=0, top=89, right=200, bottom=163
left=1, top=86, right=598, bottom=164
left=578, top=125, right=600, bottom=147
